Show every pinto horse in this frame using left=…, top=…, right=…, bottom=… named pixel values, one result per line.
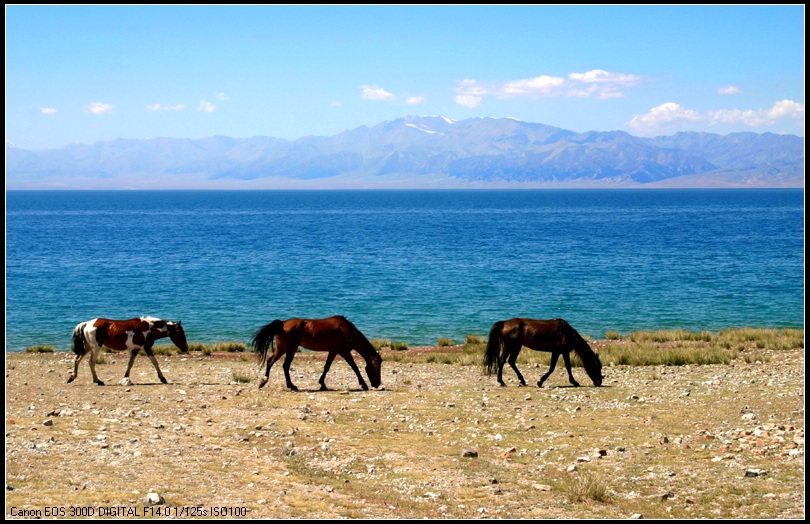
left=68, top=316, right=189, bottom=386
left=484, top=318, right=603, bottom=388
left=251, top=315, right=382, bottom=391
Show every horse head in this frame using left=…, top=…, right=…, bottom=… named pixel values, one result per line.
left=168, top=321, right=189, bottom=353
left=582, top=342, right=603, bottom=387
left=365, top=352, right=383, bottom=388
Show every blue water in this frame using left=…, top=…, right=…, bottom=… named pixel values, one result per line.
left=5, top=189, right=805, bottom=352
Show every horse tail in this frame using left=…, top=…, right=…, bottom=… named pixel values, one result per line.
left=250, top=320, right=284, bottom=364
left=72, top=322, right=88, bottom=355
left=483, top=320, right=505, bottom=376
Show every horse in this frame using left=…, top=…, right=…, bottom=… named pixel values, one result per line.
left=250, top=315, right=383, bottom=391
left=68, top=316, right=189, bottom=386
left=483, top=318, right=603, bottom=388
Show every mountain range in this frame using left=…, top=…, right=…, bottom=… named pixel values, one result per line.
left=5, top=115, right=804, bottom=189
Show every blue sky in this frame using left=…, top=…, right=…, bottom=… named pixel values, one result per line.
left=5, top=4, right=805, bottom=150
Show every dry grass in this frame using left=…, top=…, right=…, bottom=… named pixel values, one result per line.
left=5, top=334, right=805, bottom=519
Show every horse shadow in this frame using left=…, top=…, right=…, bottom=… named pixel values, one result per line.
left=261, top=386, right=379, bottom=393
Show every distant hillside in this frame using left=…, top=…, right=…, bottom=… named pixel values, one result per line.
left=5, top=116, right=804, bottom=189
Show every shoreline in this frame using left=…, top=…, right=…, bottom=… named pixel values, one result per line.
left=6, top=323, right=805, bottom=355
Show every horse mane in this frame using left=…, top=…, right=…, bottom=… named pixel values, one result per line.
left=559, top=319, right=590, bottom=357
left=560, top=319, right=602, bottom=380
left=341, top=316, right=382, bottom=363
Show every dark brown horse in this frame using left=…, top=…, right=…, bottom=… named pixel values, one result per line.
left=484, top=318, right=603, bottom=388
left=68, top=316, right=189, bottom=386
left=251, top=315, right=383, bottom=391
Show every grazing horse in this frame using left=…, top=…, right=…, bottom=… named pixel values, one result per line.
left=251, top=315, right=382, bottom=391
left=484, top=318, right=603, bottom=388
left=68, top=316, right=189, bottom=386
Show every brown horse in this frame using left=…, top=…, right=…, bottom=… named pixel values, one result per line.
left=68, top=316, right=189, bottom=386
left=484, top=318, right=603, bottom=388
left=251, top=315, right=383, bottom=391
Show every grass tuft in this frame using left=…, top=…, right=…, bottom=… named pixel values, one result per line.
left=464, top=334, right=485, bottom=345
left=370, top=339, right=391, bottom=351
left=562, top=470, right=612, bottom=503
left=232, top=370, right=253, bottom=383
left=25, top=345, right=56, bottom=353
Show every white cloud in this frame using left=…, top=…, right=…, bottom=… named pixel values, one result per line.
left=360, top=84, right=396, bottom=102
left=625, top=102, right=704, bottom=135
left=568, top=69, right=641, bottom=86
left=502, top=75, right=566, bottom=97
left=406, top=96, right=427, bottom=105
left=453, top=79, right=490, bottom=107
left=146, top=104, right=185, bottom=112
left=330, top=100, right=342, bottom=107
left=767, top=99, right=804, bottom=120
left=718, top=85, right=741, bottom=95
left=594, top=87, right=627, bottom=100
left=84, top=102, right=113, bottom=115
left=453, top=69, right=641, bottom=107
left=215, top=92, right=229, bottom=101
left=40, top=108, right=58, bottom=115
left=454, top=94, right=482, bottom=108
left=197, top=100, right=216, bottom=113
left=708, top=99, right=804, bottom=127
left=627, top=99, right=805, bottom=135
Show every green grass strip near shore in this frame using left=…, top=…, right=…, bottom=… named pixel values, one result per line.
left=24, top=328, right=803, bottom=368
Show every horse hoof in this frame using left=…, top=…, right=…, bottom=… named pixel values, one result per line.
left=536, top=382, right=544, bottom=388
left=289, top=386, right=299, bottom=392
left=361, top=385, right=369, bottom=391
left=320, top=385, right=329, bottom=391
left=95, top=381, right=105, bottom=386
left=66, top=377, right=75, bottom=384
left=258, top=379, right=268, bottom=389
left=159, top=377, right=168, bottom=384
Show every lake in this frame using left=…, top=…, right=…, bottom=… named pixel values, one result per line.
left=4, top=189, right=804, bottom=352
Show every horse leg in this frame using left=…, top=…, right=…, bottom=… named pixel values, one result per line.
left=67, top=352, right=85, bottom=383
left=506, top=346, right=527, bottom=387
left=318, top=352, right=338, bottom=391
left=142, top=345, right=168, bottom=384
left=537, top=351, right=561, bottom=388
left=121, top=349, right=141, bottom=386
left=258, top=347, right=283, bottom=389
left=561, top=351, right=580, bottom=387
left=281, top=347, right=299, bottom=391
left=499, top=341, right=525, bottom=386
left=88, top=348, right=105, bottom=386
left=340, top=350, right=369, bottom=391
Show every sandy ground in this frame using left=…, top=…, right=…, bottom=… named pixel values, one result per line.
left=5, top=345, right=805, bottom=519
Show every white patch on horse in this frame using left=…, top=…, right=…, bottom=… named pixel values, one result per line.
left=124, top=331, right=142, bottom=351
